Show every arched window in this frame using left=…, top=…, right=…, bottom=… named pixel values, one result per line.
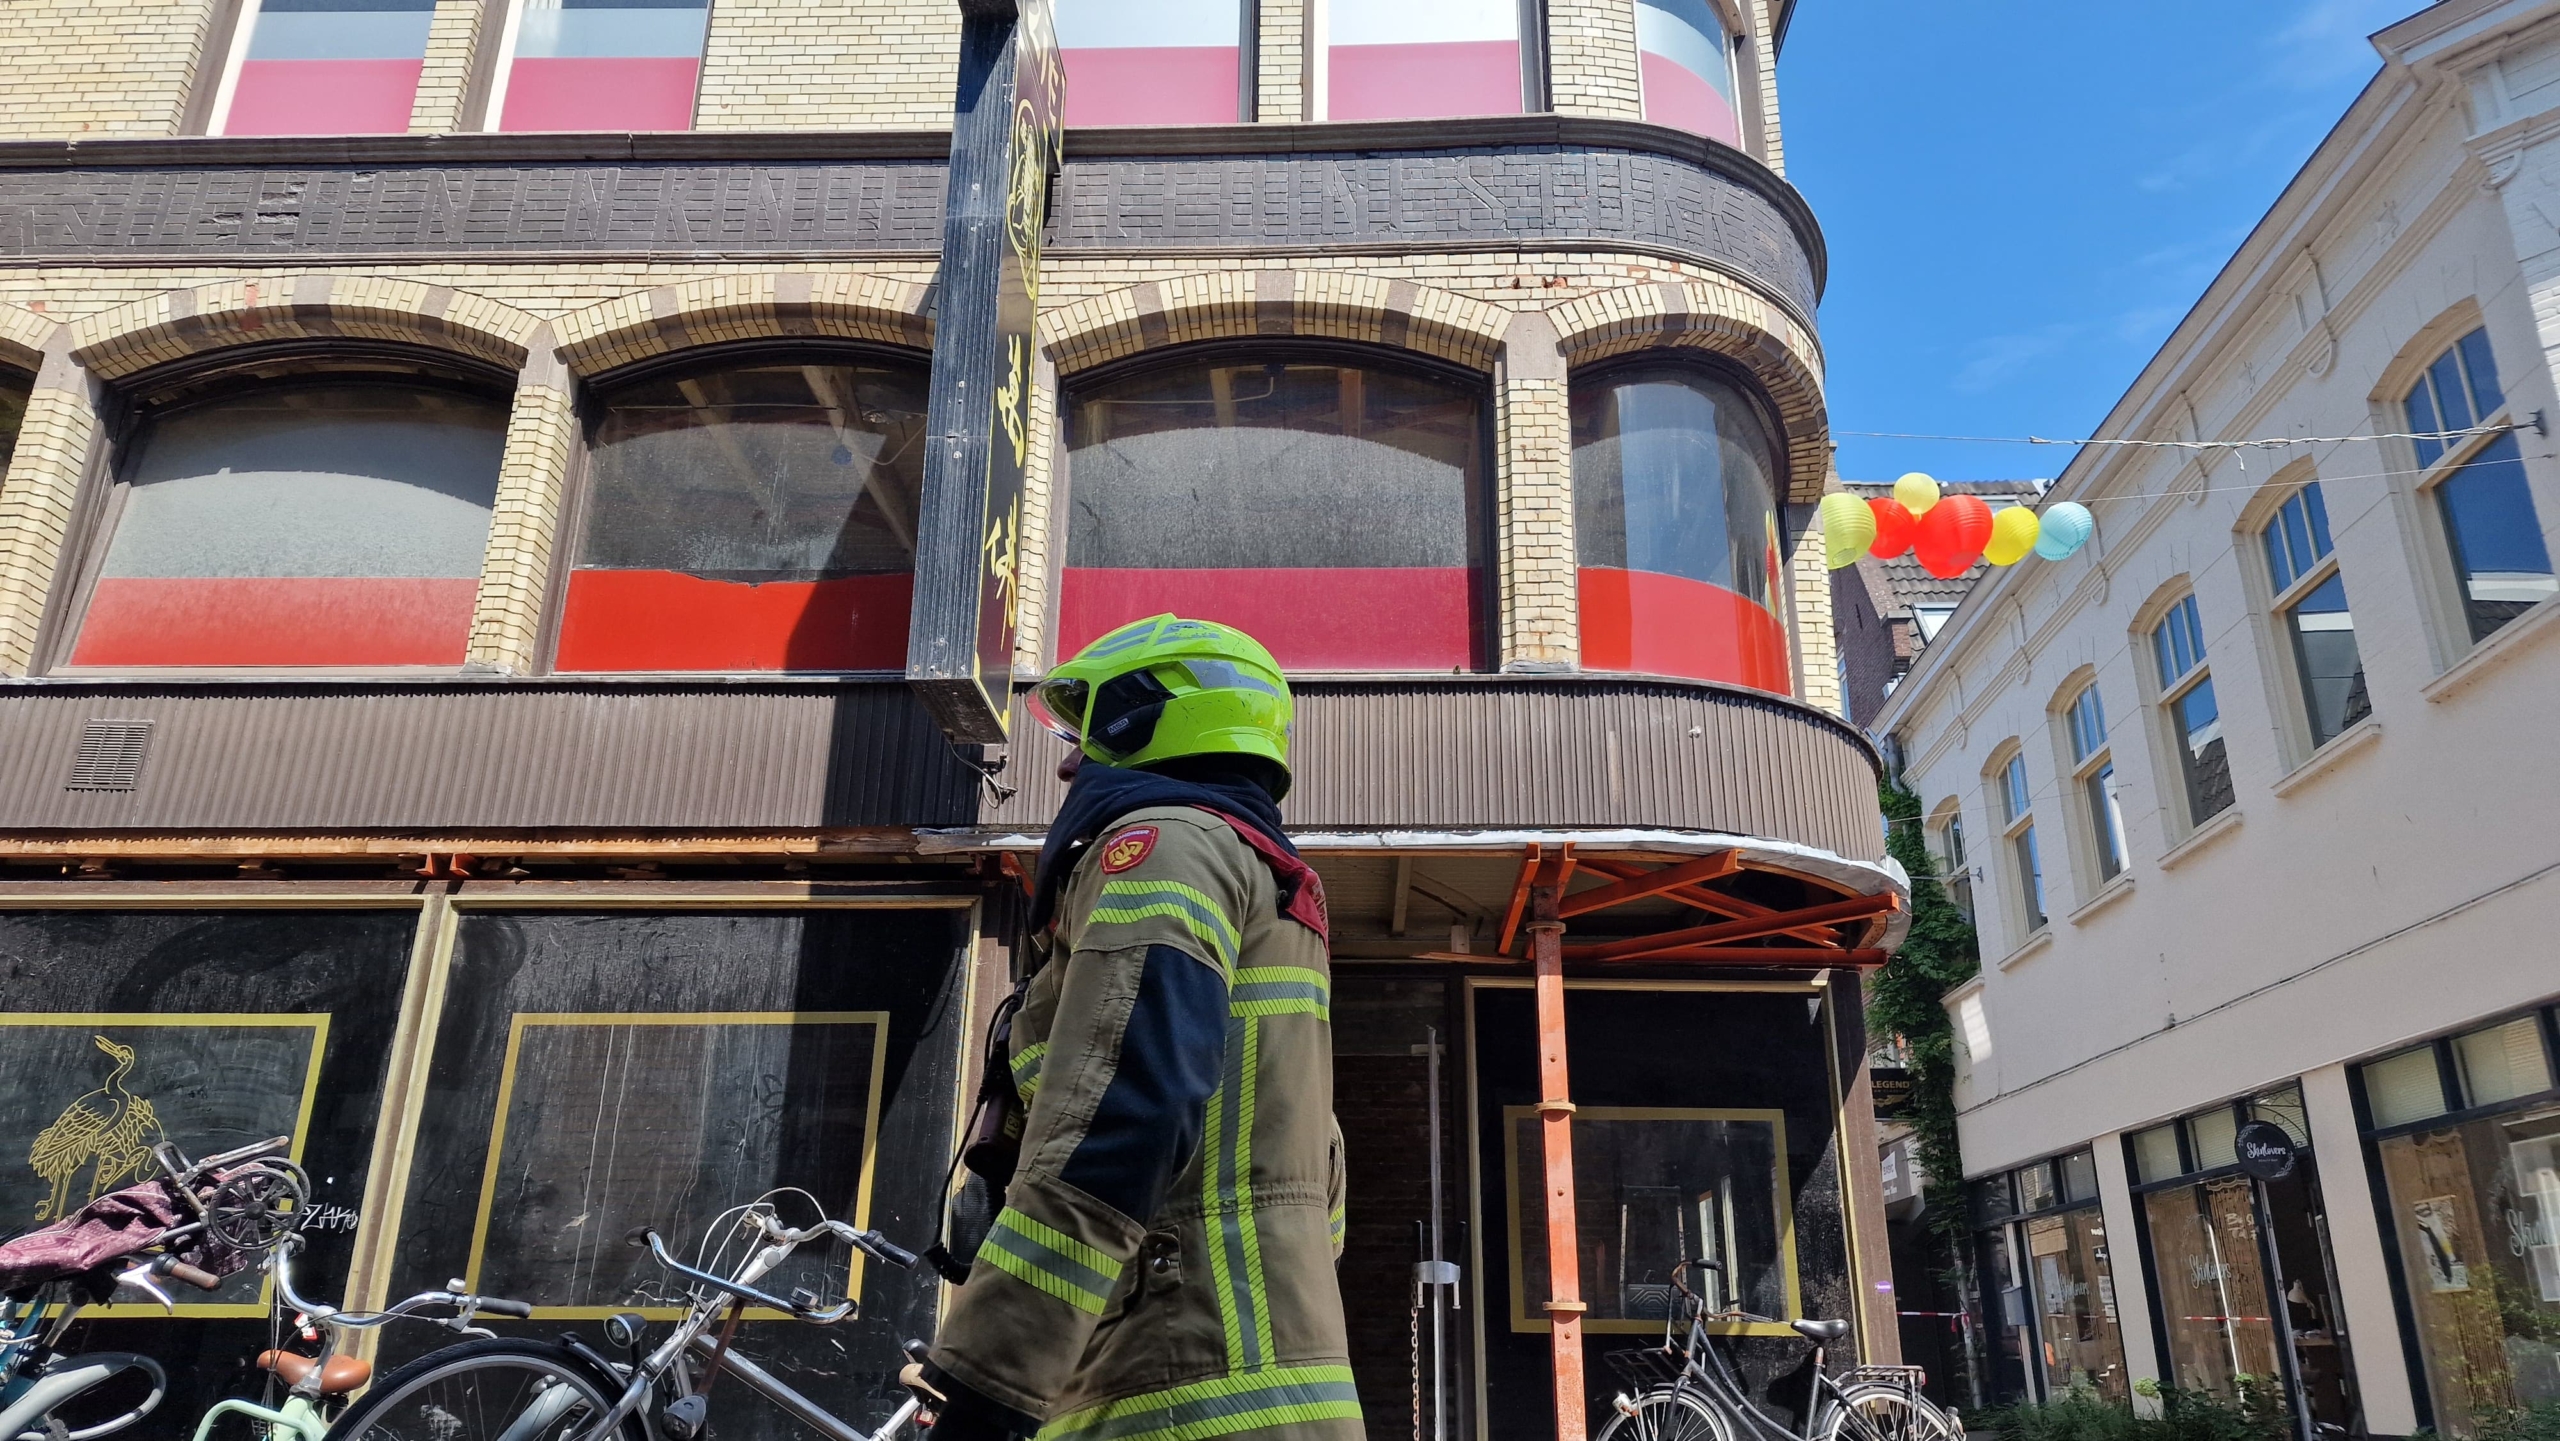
left=2058, top=677, right=2126, bottom=885
left=1059, top=348, right=1490, bottom=670
left=1637, top=0, right=1741, bottom=145
left=0, top=367, right=27, bottom=473
left=1988, top=744, right=2046, bottom=935
left=1571, top=360, right=1787, bottom=692
left=64, top=371, right=506, bottom=669
left=558, top=351, right=931, bottom=672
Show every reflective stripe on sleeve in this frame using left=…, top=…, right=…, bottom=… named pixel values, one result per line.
left=977, top=1207, right=1124, bottom=1316
left=1092, top=879, right=1239, bottom=970
left=1228, top=965, right=1329, bottom=1020
left=1011, top=1041, right=1048, bottom=1104
left=1036, top=1363, right=1363, bottom=1441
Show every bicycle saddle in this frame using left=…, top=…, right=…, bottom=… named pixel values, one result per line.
left=1789, top=1318, right=1853, bottom=1343
left=257, top=1351, right=373, bottom=1395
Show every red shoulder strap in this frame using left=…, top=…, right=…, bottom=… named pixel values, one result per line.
left=1204, top=809, right=1330, bottom=943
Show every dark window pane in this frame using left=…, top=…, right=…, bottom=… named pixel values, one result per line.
left=2303, top=479, right=2334, bottom=556
left=2059, top=1149, right=2100, bottom=1203
left=2004, top=753, right=2032, bottom=823
left=564, top=359, right=931, bottom=672
left=2173, top=676, right=2233, bottom=823
left=1572, top=365, right=1786, bottom=690
left=2285, top=572, right=2369, bottom=747
left=2017, top=824, right=2045, bottom=928
left=2088, top=762, right=2125, bottom=880
left=2280, top=495, right=2315, bottom=585
left=0, top=369, right=25, bottom=474
left=72, top=384, right=502, bottom=668
left=2435, top=432, right=2558, bottom=642
left=2408, top=375, right=2444, bottom=469
left=2266, top=522, right=2296, bottom=595
left=2015, top=1162, right=2059, bottom=1213
left=1063, top=354, right=1487, bottom=670
left=2459, top=327, right=2505, bottom=417
left=2432, top=351, right=2475, bottom=432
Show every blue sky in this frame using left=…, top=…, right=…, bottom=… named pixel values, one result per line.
left=1783, top=0, right=2418, bottom=485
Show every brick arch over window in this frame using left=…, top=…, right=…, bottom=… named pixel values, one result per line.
left=0, top=300, right=50, bottom=374
left=1041, top=272, right=1514, bottom=376
left=1547, top=280, right=1827, bottom=502
left=67, top=279, right=540, bottom=379
left=549, top=273, right=936, bottom=377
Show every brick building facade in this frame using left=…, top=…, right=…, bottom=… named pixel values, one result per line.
left=0, top=5, right=1904, bottom=1438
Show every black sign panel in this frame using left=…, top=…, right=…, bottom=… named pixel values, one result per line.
left=2235, top=1119, right=2299, bottom=1181
left=1870, top=1064, right=1914, bottom=1119
left=907, top=0, right=1065, bottom=743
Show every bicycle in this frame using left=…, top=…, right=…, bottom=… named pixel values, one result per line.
left=1, top=1137, right=309, bottom=1441
left=324, top=1196, right=929, bottom=1441
left=1596, top=1260, right=1965, bottom=1441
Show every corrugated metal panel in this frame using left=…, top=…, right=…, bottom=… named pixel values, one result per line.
left=0, top=681, right=981, bottom=831
left=0, top=677, right=1881, bottom=859
left=992, top=678, right=1884, bottom=862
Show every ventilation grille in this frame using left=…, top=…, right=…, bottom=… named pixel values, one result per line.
left=66, top=720, right=154, bottom=792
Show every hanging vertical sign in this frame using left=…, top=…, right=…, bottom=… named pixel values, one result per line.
left=907, top=0, right=1064, bottom=745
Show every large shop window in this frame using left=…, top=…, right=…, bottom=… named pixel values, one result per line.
left=1056, top=0, right=1245, bottom=124
left=1636, top=0, right=1742, bottom=145
left=381, top=907, right=970, bottom=1440
left=1327, top=0, right=1525, bottom=121
left=2131, top=1087, right=2360, bottom=1434
left=2404, top=327, right=2557, bottom=643
left=1572, top=362, right=1788, bottom=691
left=0, top=909, right=417, bottom=1428
left=2356, top=1010, right=2560, bottom=1438
left=67, top=380, right=504, bottom=669
left=1971, top=1150, right=2127, bottom=1405
left=218, top=0, right=435, bottom=136
left=496, top=0, right=710, bottom=131
left=559, top=355, right=930, bottom=672
left=1060, top=351, right=1489, bottom=670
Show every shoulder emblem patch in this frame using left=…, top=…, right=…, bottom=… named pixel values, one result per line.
left=1099, top=825, right=1159, bottom=874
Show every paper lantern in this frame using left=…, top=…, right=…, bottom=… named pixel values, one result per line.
left=1984, top=505, right=2041, bottom=566
left=1867, top=497, right=1918, bottom=559
left=1819, top=493, right=1877, bottom=569
left=1894, top=472, right=1942, bottom=516
left=1914, top=493, right=1993, bottom=578
left=2036, top=501, right=2095, bottom=560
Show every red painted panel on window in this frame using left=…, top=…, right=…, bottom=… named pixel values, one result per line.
left=1578, top=566, right=1791, bottom=693
left=1058, top=567, right=1475, bottom=671
left=1063, top=47, right=1240, bottom=125
left=1639, top=52, right=1740, bottom=147
left=226, top=59, right=425, bottom=135
left=1328, top=40, right=1521, bottom=121
left=500, top=57, right=699, bottom=132
left=70, top=577, right=475, bottom=667
left=555, top=569, right=913, bottom=672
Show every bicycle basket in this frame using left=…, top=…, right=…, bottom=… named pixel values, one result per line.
left=1601, top=1345, right=1688, bottom=1394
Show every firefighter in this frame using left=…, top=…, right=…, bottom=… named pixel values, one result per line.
left=920, top=615, right=1360, bottom=1441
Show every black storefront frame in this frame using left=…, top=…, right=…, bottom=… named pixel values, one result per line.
left=2345, top=999, right=2560, bottom=1438
left=1968, top=1147, right=2124, bottom=1408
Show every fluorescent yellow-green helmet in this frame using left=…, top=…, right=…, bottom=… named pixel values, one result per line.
left=1029, top=615, right=1293, bottom=793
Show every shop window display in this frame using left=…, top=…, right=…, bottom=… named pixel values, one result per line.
left=1972, top=1151, right=2129, bottom=1406
left=1061, top=350, right=1489, bottom=670
left=2359, top=1010, right=2560, bottom=1436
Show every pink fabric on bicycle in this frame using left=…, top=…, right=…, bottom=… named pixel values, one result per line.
left=0, top=1176, right=245, bottom=1294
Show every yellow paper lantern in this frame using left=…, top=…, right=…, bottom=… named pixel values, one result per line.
left=1984, top=504, right=2041, bottom=566
left=1893, top=472, right=1941, bottom=516
left=1818, top=492, right=1877, bottom=569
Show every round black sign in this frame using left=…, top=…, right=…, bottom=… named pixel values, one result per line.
left=2235, top=1120, right=2299, bottom=1181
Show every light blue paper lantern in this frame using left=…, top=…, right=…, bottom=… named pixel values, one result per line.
left=2035, top=501, right=2095, bottom=560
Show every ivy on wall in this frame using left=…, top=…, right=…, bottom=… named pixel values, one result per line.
left=1871, top=778, right=1982, bottom=1254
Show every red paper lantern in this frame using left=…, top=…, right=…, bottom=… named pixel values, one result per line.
left=1867, top=497, right=1918, bottom=559
left=1914, top=494, right=1993, bottom=578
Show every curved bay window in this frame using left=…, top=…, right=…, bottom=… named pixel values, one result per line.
left=1572, top=361, right=1788, bottom=692
left=1637, top=0, right=1742, bottom=144
left=65, top=372, right=505, bottom=669
left=558, top=353, right=930, bottom=673
left=1059, top=349, right=1489, bottom=670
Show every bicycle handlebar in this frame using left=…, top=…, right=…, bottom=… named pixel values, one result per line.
left=266, top=1235, right=535, bottom=1330
left=625, top=1213, right=914, bottom=1324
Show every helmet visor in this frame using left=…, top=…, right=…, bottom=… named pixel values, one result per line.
left=1026, top=676, right=1090, bottom=745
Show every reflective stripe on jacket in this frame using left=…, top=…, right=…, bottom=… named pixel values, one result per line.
left=931, top=805, right=1360, bottom=1441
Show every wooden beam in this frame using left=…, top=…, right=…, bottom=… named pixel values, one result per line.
left=1529, top=880, right=1588, bottom=1441
left=1569, top=891, right=1901, bottom=962
left=1558, top=850, right=1739, bottom=918
left=1592, top=947, right=1891, bottom=968
left=1496, top=844, right=1542, bottom=956
left=1389, top=856, right=1413, bottom=937
left=1575, top=857, right=1845, bottom=946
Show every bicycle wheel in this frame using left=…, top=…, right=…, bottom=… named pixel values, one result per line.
left=325, top=1339, right=637, bottom=1441
left=1596, top=1387, right=1736, bottom=1441
left=1817, top=1384, right=1960, bottom=1441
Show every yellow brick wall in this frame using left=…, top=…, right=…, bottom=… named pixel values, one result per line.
left=410, top=0, right=488, bottom=133
left=466, top=337, right=575, bottom=673
left=1547, top=0, right=1643, bottom=121
left=695, top=0, right=959, bottom=130
left=1496, top=310, right=1577, bottom=669
left=0, top=340, right=96, bottom=676
left=1256, top=0, right=1308, bottom=122
left=1747, top=0, right=1786, bottom=174
left=0, top=0, right=217, bottom=138
left=1791, top=516, right=1839, bottom=715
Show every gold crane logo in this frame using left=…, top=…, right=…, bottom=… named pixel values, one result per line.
left=29, top=1035, right=166, bottom=1222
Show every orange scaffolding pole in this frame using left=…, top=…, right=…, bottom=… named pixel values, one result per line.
left=1528, top=861, right=1587, bottom=1440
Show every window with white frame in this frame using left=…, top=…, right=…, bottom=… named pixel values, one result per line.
left=2403, top=327, right=2557, bottom=644
left=1997, top=750, right=2045, bottom=933
left=2064, top=681, right=2126, bottom=884
left=2260, top=481, right=2369, bottom=750
left=2150, top=595, right=2232, bottom=829
left=1936, top=806, right=1974, bottom=921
